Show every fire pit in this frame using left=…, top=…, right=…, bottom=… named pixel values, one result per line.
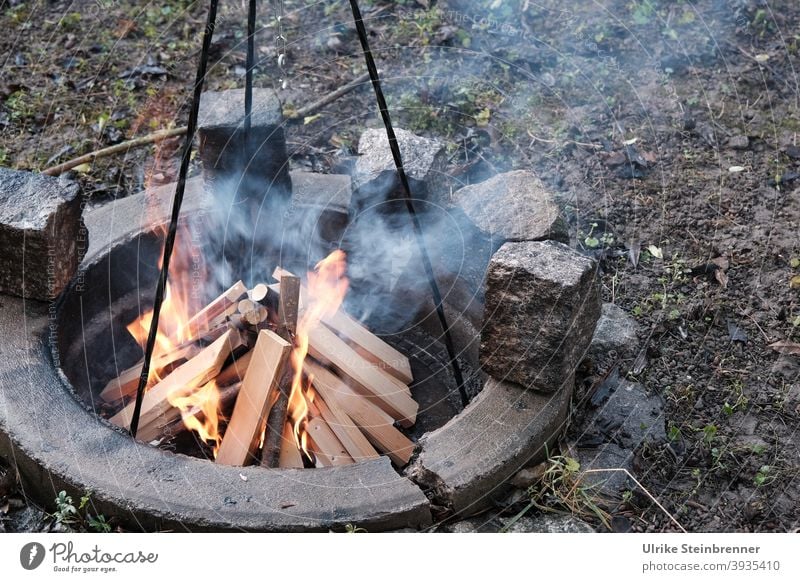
left=0, top=113, right=599, bottom=530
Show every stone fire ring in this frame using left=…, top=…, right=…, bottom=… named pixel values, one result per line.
left=0, top=175, right=576, bottom=532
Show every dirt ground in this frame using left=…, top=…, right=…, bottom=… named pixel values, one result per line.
left=1, top=0, right=798, bottom=533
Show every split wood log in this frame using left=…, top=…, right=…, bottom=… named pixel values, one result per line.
left=260, top=274, right=301, bottom=467
left=311, top=389, right=379, bottom=462
left=304, top=360, right=415, bottom=466
left=248, top=283, right=269, bottom=303
left=183, top=280, right=247, bottom=339
left=100, top=342, right=200, bottom=403
left=306, top=416, right=354, bottom=466
left=110, top=329, right=243, bottom=433
left=216, top=330, right=291, bottom=466
left=307, top=324, right=417, bottom=426
left=214, top=349, right=253, bottom=387
left=278, top=421, right=305, bottom=468
left=273, top=267, right=412, bottom=383
left=277, top=274, right=300, bottom=339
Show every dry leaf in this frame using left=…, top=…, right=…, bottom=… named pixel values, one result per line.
left=714, top=269, right=729, bottom=288
left=647, top=245, right=663, bottom=259
left=769, top=340, right=800, bottom=355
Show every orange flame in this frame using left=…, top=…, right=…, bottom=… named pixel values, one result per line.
left=125, top=222, right=221, bottom=447
left=287, top=250, right=349, bottom=459
left=167, top=379, right=224, bottom=457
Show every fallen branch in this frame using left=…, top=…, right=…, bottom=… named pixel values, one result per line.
left=42, top=72, right=374, bottom=176
left=288, top=71, right=373, bottom=120
left=42, top=127, right=186, bottom=176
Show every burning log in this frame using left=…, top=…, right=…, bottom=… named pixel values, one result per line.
left=260, top=274, right=301, bottom=467
left=216, top=330, right=292, bottom=466
left=215, top=349, right=253, bottom=387
left=183, top=280, right=248, bottom=339
left=110, top=329, right=244, bottom=434
left=271, top=268, right=416, bottom=424
left=304, top=360, right=415, bottom=466
left=273, top=267, right=413, bottom=383
left=99, top=342, right=200, bottom=403
left=276, top=275, right=301, bottom=338
left=156, top=381, right=242, bottom=442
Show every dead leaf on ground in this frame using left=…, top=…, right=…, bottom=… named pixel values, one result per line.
left=769, top=340, right=800, bottom=355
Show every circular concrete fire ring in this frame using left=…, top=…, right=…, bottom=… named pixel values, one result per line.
left=0, top=173, right=596, bottom=531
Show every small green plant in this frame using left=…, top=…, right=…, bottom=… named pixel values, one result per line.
left=53, top=491, right=78, bottom=526
left=344, top=524, right=368, bottom=533
left=502, top=454, right=611, bottom=531
left=51, top=491, right=111, bottom=532
left=667, top=423, right=682, bottom=442
left=754, top=465, right=775, bottom=487
left=723, top=380, right=748, bottom=416
left=702, top=424, right=718, bottom=446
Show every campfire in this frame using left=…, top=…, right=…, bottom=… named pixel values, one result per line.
left=100, top=237, right=418, bottom=469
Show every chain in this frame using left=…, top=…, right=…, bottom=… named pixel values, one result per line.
left=271, top=0, right=287, bottom=89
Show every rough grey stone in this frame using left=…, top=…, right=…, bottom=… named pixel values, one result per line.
left=589, top=303, right=640, bottom=359
left=589, top=379, right=666, bottom=449
left=500, top=514, right=595, bottom=533
left=453, top=170, right=568, bottom=244
left=407, top=376, right=571, bottom=516
left=727, top=135, right=749, bottom=150
left=287, top=171, right=351, bottom=248
left=198, top=89, right=291, bottom=279
left=577, top=443, right=634, bottom=496
left=351, top=127, right=449, bottom=214
left=509, top=463, right=546, bottom=489
left=198, top=88, right=282, bottom=131
left=439, top=516, right=502, bottom=532
left=481, top=241, right=601, bottom=392
left=0, top=168, right=86, bottom=300
left=290, top=170, right=351, bottom=211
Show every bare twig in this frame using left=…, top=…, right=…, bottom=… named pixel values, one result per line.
left=42, top=127, right=186, bottom=176
left=580, top=468, right=687, bottom=532
left=42, top=72, right=375, bottom=176
left=288, top=71, right=373, bottom=120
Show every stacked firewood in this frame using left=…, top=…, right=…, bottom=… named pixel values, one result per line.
left=102, top=268, right=418, bottom=468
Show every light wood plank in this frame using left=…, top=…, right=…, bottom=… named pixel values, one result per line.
left=304, top=360, right=415, bottom=466
left=306, top=416, right=353, bottom=466
left=215, top=330, right=291, bottom=466
left=312, top=390, right=379, bottom=462
left=307, top=324, right=417, bottom=426
left=278, top=421, right=305, bottom=468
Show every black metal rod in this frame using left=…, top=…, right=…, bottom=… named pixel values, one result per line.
left=244, top=0, right=257, bottom=142
left=347, top=0, right=469, bottom=407
left=129, top=0, right=220, bottom=438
